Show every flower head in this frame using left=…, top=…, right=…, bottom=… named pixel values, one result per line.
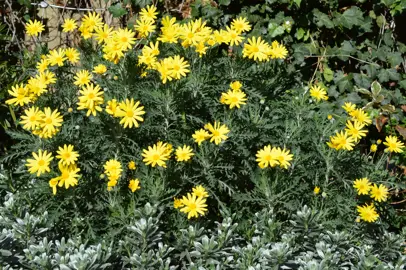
left=129, top=179, right=141, bottom=192
left=357, top=204, right=379, bottom=223
left=314, top=186, right=320, bottom=195
left=128, top=161, right=136, bottom=170
left=192, top=185, right=209, bottom=198
left=116, top=98, right=146, bottom=128
left=26, top=149, right=54, bottom=177
left=204, top=121, right=230, bottom=145
left=370, top=184, right=388, bottom=202
left=56, top=144, right=79, bottom=166
left=180, top=193, right=208, bottom=219
left=310, top=85, right=328, bottom=102
left=62, top=18, right=77, bottom=32
left=353, top=177, right=371, bottom=195
left=25, top=19, right=45, bottom=36
left=142, top=142, right=171, bottom=168
left=256, top=145, right=279, bottom=168
left=192, top=129, right=210, bottom=145
left=383, top=135, right=404, bottom=153
left=175, top=145, right=194, bottom=162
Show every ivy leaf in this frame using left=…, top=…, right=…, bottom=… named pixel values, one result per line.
left=378, top=69, right=400, bottom=82
left=333, top=6, right=364, bottom=29
left=399, top=80, right=406, bottom=89
left=293, top=0, right=302, bottom=7
left=353, top=73, right=371, bottom=89
left=219, top=0, right=231, bottom=5
left=387, top=52, right=403, bottom=68
left=381, top=0, right=395, bottom=6
left=313, top=9, right=334, bottom=29
left=295, top=28, right=305, bottom=40
left=336, top=41, right=356, bottom=61
left=323, top=66, right=334, bottom=82
left=334, top=71, right=353, bottom=92
left=361, top=65, right=378, bottom=79
left=108, top=3, right=128, bottom=18
left=268, top=23, right=285, bottom=38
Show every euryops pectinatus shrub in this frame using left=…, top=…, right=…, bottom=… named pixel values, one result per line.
left=2, top=3, right=406, bottom=269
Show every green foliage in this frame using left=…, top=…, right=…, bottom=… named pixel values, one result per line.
left=1, top=0, right=406, bottom=266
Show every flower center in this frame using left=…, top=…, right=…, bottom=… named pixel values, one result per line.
left=126, top=111, right=134, bottom=117
left=88, top=93, right=95, bottom=99
left=61, top=171, right=69, bottom=180
left=38, top=160, right=45, bottom=166
left=189, top=202, right=197, bottom=210
left=63, top=153, right=71, bottom=159
left=152, top=154, right=160, bottom=161
left=30, top=116, right=37, bottom=122
left=45, top=118, right=53, bottom=124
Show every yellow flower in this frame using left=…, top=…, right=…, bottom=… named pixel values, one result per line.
left=77, top=83, right=104, bottom=117
left=139, top=5, right=158, bottom=22
left=370, top=184, right=388, bottom=202
left=192, top=185, right=209, bottom=198
left=37, top=71, right=57, bottom=85
left=309, top=85, right=328, bottom=102
left=231, top=17, right=251, bottom=34
left=54, top=164, right=81, bottom=190
left=93, top=64, right=107, bottom=74
left=180, top=193, right=208, bottom=219
left=173, top=197, right=184, bottom=209
left=104, top=159, right=122, bottom=177
left=377, top=139, right=382, bottom=145
left=327, top=115, right=333, bottom=120
left=56, top=144, right=79, bottom=166
left=167, top=55, right=190, bottom=80
left=383, top=135, right=404, bottom=153
left=350, top=109, right=372, bottom=125
left=81, top=12, right=103, bottom=32
left=20, top=107, right=44, bottom=131
left=327, top=131, right=355, bottom=151
left=242, top=37, right=269, bottom=61
left=314, top=186, right=320, bottom=195
left=345, top=120, right=367, bottom=141
left=129, top=179, right=141, bottom=192
left=5, top=84, right=31, bottom=106
left=27, top=77, right=47, bottom=98
left=105, top=99, right=119, bottom=117
left=357, top=204, right=379, bottom=223
left=79, top=25, right=93, bottom=39
left=342, top=102, right=356, bottom=114
left=128, top=161, right=136, bottom=170
left=49, top=178, right=59, bottom=195
left=116, top=98, right=146, bottom=128
left=65, top=48, right=80, bottom=64
left=114, top=28, right=136, bottom=51
left=142, top=142, right=171, bottom=168
left=267, top=41, right=288, bottom=59
left=25, top=19, right=45, bottom=36
left=192, top=129, right=210, bottom=145
left=36, top=58, right=49, bottom=73
left=94, top=24, right=112, bottom=44
left=204, top=121, right=230, bottom=145
left=175, top=145, right=194, bottom=162
left=40, top=107, right=63, bottom=136
left=274, top=147, right=294, bottom=169
left=135, top=18, right=156, bottom=38
left=74, top=70, right=93, bottom=87
left=220, top=89, right=247, bottom=109
left=256, top=145, right=279, bottom=168
left=47, top=48, right=67, bottom=67
left=225, top=26, right=244, bottom=46
left=230, top=81, right=242, bottom=92
left=26, top=149, right=54, bottom=177
left=62, top=18, right=77, bottom=32
left=353, top=177, right=371, bottom=195
left=154, top=58, right=173, bottom=84
left=370, top=144, right=378, bottom=152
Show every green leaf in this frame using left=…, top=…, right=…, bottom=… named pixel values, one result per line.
left=295, top=28, right=305, bottom=40
left=387, top=52, right=403, bottom=68
left=268, top=23, right=285, bottom=38
left=333, top=6, right=364, bottom=29
left=381, top=0, right=395, bottom=6
left=336, top=41, right=356, bottom=61
left=293, top=0, right=302, bottom=7
left=18, top=0, right=31, bottom=7
left=334, top=71, right=353, bottom=92
left=313, top=9, right=334, bottom=29
left=347, top=92, right=362, bottom=103
left=323, top=66, right=334, bottom=82
left=353, top=73, right=371, bottom=89
left=356, top=87, right=372, bottom=95
left=378, top=69, right=400, bottom=82
left=371, top=81, right=382, bottom=97
left=399, top=80, right=406, bottom=89
left=108, top=3, right=128, bottom=18
left=219, top=0, right=231, bottom=5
